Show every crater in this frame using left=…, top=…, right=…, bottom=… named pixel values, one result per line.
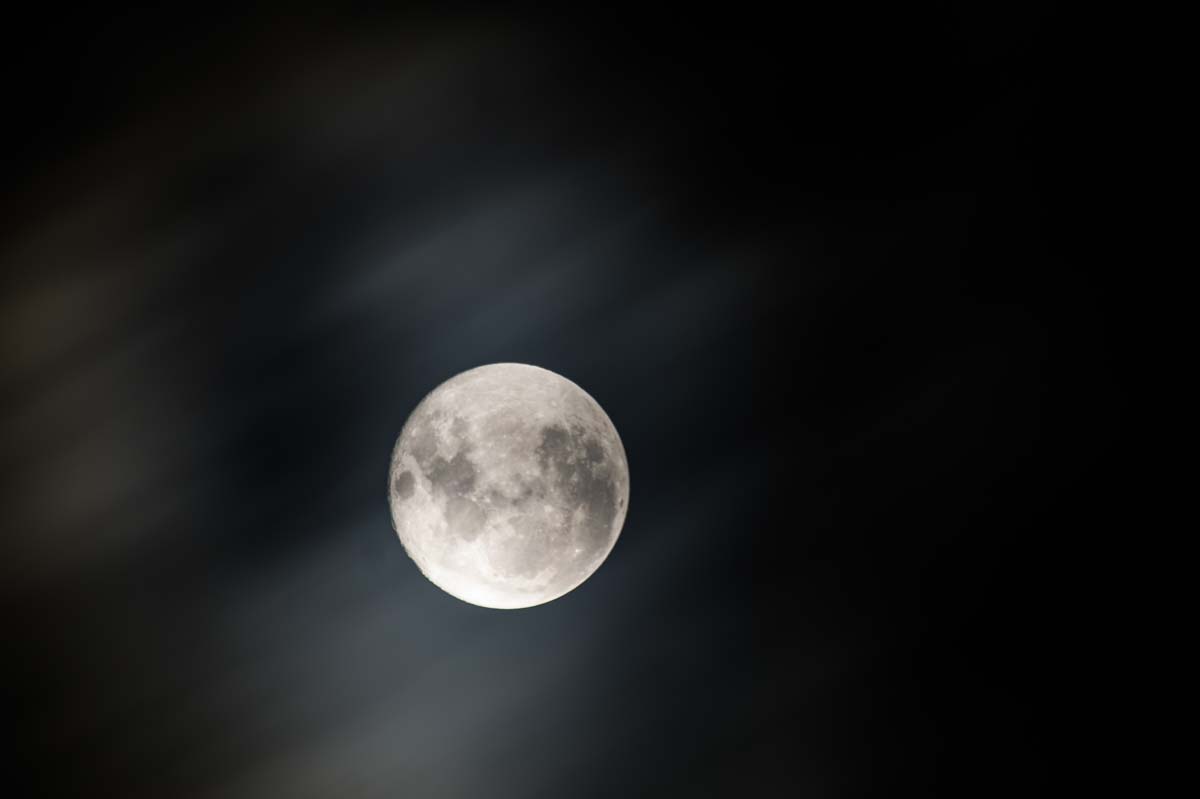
left=446, top=496, right=486, bottom=541
left=488, top=513, right=557, bottom=579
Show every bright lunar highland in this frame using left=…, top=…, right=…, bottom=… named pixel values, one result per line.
left=388, top=363, right=630, bottom=609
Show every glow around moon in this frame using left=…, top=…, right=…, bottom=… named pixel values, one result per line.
left=388, top=363, right=630, bottom=609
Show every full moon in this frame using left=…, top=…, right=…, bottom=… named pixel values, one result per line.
left=388, top=363, right=630, bottom=609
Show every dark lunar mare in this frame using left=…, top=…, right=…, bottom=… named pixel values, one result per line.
left=392, top=471, right=415, bottom=500
left=536, top=423, right=620, bottom=553
left=404, top=412, right=479, bottom=500
left=426, top=449, right=478, bottom=497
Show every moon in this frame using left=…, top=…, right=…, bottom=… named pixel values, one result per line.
left=388, top=363, right=630, bottom=609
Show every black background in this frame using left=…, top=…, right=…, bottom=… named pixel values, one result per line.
left=2, top=5, right=1124, bottom=797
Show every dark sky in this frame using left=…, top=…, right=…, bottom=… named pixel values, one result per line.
left=2, top=6, right=1125, bottom=797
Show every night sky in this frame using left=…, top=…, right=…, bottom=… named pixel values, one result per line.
left=2, top=6, right=1125, bottom=797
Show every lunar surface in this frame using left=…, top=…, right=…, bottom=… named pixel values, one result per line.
left=388, top=363, right=630, bottom=609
